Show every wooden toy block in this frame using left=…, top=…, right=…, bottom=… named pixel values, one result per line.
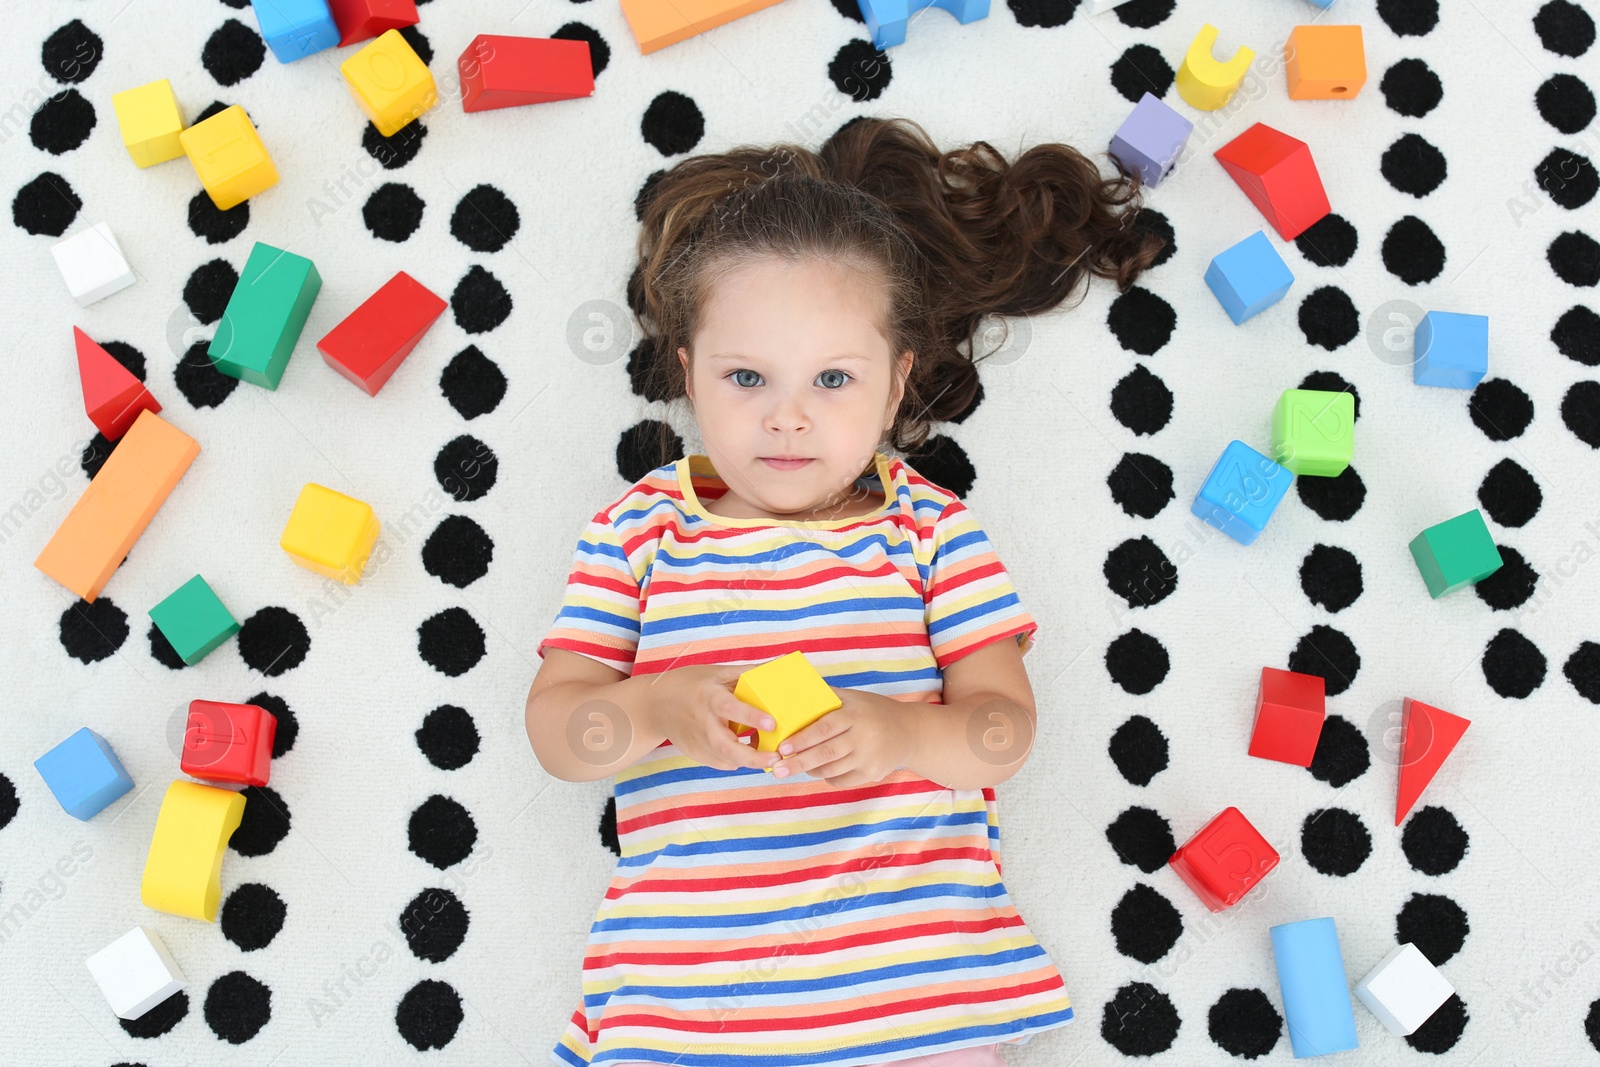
left=1175, top=24, right=1254, bottom=111
left=148, top=575, right=240, bottom=666
left=1108, top=92, right=1193, bottom=187
left=1285, top=25, right=1365, bottom=100
left=1214, top=123, right=1330, bottom=241
left=1306, top=0, right=1337, bottom=6
left=728, top=651, right=842, bottom=765
left=179, top=104, right=278, bottom=211
left=621, top=0, right=789, bottom=54
left=34, top=727, right=134, bottom=821
left=1272, top=388, right=1353, bottom=477
left=1269, top=917, right=1360, bottom=1057
left=75, top=326, right=161, bottom=441
left=856, top=0, right=989, bottom=52
left=208, top=241, right=321, bottom=390
left=1204, top=230, right=1294, bottom=325
left=316, top=271, right=447, bottom=395
left=251, top=0, right=340, bottom=62
left=1408, top=509, right=1502, bottom=598
left=183, top=700, right=277, bottom=787
left=141, top=779, right=245, bottom=922
left=86, top=926, right=185, bottom=1020
left=1168, top=806, right=1278, bottom=911
left=1248, top=666, right=1326, bottom=767
left=50, top=223, right=135, bottom=306
left=110, top=78, right=185, bottom=168
left=1413, top=310, right=1488, bottom=389
left=1354, top=943, right=1454, bottom=1035
left=1396, top=697, right=1469, bottom=825
left=281, top=483, right=381, bottom=584
left=34, top=409, right=200, bottom=604
left=328, top=0, right=419, bottom=46
left=457, top=35, right=595, bottom=113
left=341, top=28, right=437, bottom=137
left=1191, top=440, right=1293, bottom=546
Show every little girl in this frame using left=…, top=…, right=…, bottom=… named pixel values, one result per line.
left=527, top=116, right=1162, bottom=1067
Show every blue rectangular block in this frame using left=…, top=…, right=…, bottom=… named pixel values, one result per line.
left=1192, top=440, right=1293, bottom=545
left=1413, top=310, right=1488, bottom=389
left=1270, top=917, right=1360, bottom=1058
left=34, top=727, right=134, bottom=821
left=251, top=0, right=340, bottom=63
left=1109, top=92, right=1194, bottom=187
left=1205, top=230, right=1295, bottom=325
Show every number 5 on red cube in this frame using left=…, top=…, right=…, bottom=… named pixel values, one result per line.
left=1168, top=806, right=1278, bottom=911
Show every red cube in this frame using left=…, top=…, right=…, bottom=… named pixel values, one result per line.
left=1168, top=806, right=1278, bottom=912
left=182, top=700, right=277, bottom=787
left=1247, top=666, right=1326, bottom=766
left=316, top=271, right=447, bottom=397
left=457, top=35, right=595, bottom=113
left=326, top=0, right=419, bottom=47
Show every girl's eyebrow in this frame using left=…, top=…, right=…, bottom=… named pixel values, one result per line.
left=707, top=352, right=874, bottom=363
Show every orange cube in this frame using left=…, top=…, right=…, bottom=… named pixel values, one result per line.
left=1285, top=25, right=1365, bottom=100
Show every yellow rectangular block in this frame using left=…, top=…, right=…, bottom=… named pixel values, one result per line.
left=340, top=29, right=437, bottom=137
left=280, top=483, right=380, bottom=584
left=112, top=78, right=186, bottom=168
left=620, top=0, right=788, bottom=54
left=178, top=104, right=278, bottom=210
left=34, top=409, right=200, bottom=604
left=141, top=780, right=245, bottom=922
left=732, top=650, right=841, bottom=761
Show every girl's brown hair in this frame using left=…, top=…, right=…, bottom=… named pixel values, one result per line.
left=631, top=115, right=1165, bottom=469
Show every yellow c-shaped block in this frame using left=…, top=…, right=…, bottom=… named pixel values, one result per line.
left=141, top=779, right=246, bottom=922
left=1176, top=24, right=1254, bottom=111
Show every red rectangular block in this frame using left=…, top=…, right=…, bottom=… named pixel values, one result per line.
left=316, top=271, right=446, bottom=396
left=458, top=34, right=595, bottom=113
left=1169, top=806, right=1279, bottom=912
left=182, top=700, right=277, bottom=787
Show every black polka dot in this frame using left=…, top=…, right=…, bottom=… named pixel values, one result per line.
left=148, top=621, right=188, bottom=670
left=1288, top=625, right=1360, bottom=697
left=1383, top=216, right=1446, bottom=284
left=121, top=990, right=187, bottom=1037
left=409, top=794, right=477, bottom=868
left=418, top=607, right=486, bottom=677
left=1380, top=58, right=1443, bottom=117
left=204, top=971, right=271, bottom=1044
left=1296, top=464, right=1366, bottom=522
left=1469, top=379, right=1534, bottom=440
left=903, top=435, right=976, bottom=497
left=30, top=89, right=95, bottom=155
left=829, top=41, right=891, bottom=102
left=1567, top=641, right=1600, bottom=703
left=450, top=184, right=520, bottom=252
left=618, top=418, right=685, bottom=482
left=1110, top=43, right=1174, bottom=103
left=1109, top=714, right=1168, bottom=786
left=1297, top=372, right=1356, bottom=409
left=397, top=24, right=431, bottom=64
left=363, top=119, right=428, bottom=169
left=1114, top=0, right=1174, bottom=29
left=42, top=19, right=103, bottom=84
left=1102, top=982, right=1181, bottom=1056
left=1010, top=0, right=1075, bottom=29
left=1475, top=544, right=1537, bottom=611
left=363, top=182, right=424, bottom=242
left=451, top=265, right=512, bottom=334
left=1308, top=715, right=1369, bottom=788
left=1111, top=365, right=1173, bottom=435
left=1401, top=806, right=1469, bottom=875
left=81, top=433, right=113, bottom=479
left=101, top=339, right=148, bottom=381
left=230, top=785, right=290, bottom=857
left=1208, top=987, right=1281, bottom=1059
left=600, top=794, right=620, bottom=856
left=187, top=189, right=249, bottom=245
left=1548, top=231, right=1600, bottom=286
left=828, top=0, right=864, bottom=22
left=1301, top=808, right=1371, bottom=876
left=1381, top=133, right=1447, bottom=197
left=1104, top=536, right=1177, bottom=609
left=237, top=606, right=309, bottom=676
left=1477, top=458, right=1541, bottom=527
left=400, top=887, right=469, bottom=962
left=1552, top=305, right=1600, bottom=364
left=439, top=345, right=506, bottom=419
left=60, top=597, right=128, bottom=664
left=184, top=258, right=239, bottom=324
left=1298, top=286, right=1360, bottom=350
left=1534, top=0, right=1595, bottom=57
left=1294, top=213, right=1357, bottom=267
left=1132, top=208, right=1175, bottom=267
left=551, top=22, right=609, bottom=77
left=416, top=704, right=481, bottom=770
left=434, top=435, right=498, bottom=502
left=1535, top=73, right=1595, bottom=134
left=1111, top=883, right=1183, bottom=963
left=1106, top=629, right=1170, bottom=695
left=396, top=979, right=463, bottom=1050
left=1107, top=287, right=1176, bottom=355
left=221, top=883, right=287, bottom=951
left=0, top=774, right=17, bottom=833
left=641, top=90, right=704, bottom=155
left=1536, top=149, right=1598, bottom=210
left=1482, top=627, right=1547, bottom=698
left=247, top=692, right=297, bottom=758
left=1107, top=453, right=1174, bottom=518
left=634, top=169, right=666, bottom=223
left=1407, top=993, right=1467, bottom=1053
left=1397, top=892, right=1470, bottom=965
left=193, top=100, right=232, bottom=125
left=1299, top=544, right=1362, bottom=612
left=1563, top=379, right=1600, bottom=446
left=202, top=19, right=265, bottom=86
left=629, top=336, right=675, bottom=402
left=421, top=515, right=494, bottom=589
left=176, top=338, right=241, bottom=409
left=13, top=171, right=81, bottom=236
left=1378, top=0, right=1439, bottom=36
left=1105, top=806, right=1175, bottom=873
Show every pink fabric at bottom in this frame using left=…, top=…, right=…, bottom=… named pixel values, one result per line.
left=606, top=1044, right=1004, bottom=1067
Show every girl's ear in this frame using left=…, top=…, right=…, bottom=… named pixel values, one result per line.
left=885, top=349, right=913, bottom=429
left=678, top=346, right=692, bottom=401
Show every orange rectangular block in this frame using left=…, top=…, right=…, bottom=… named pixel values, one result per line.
left=34, top=409, right=200, bottom=603
left=1285, top=25, right=1365, bottom=100
left=620, top=0, right=787, bottom=53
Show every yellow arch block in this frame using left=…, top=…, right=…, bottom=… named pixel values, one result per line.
left=1176, top=24, right=1254, bottom=111
left=141, top=780, right=245, bottom=922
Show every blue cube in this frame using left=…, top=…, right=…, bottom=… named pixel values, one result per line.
left=1205, top=231, right=1295, bottom=325
left=1270, top=917, right=1360, bottom=1058
left=251, top=0, right=340, bottom=63
left=1413, top=310, right=1488, bottom=389
left=1192, top=440, right=1293, bottom=546
left=34, top=727, right=134, bottom=821
left=1109, top=92, right=1194, bottom=187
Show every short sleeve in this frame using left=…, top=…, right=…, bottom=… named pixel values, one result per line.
left=536, top=512, right=643, bottom=676
left=923, top=499, right=1039, bottom=672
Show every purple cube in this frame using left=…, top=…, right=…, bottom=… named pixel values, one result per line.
left=1109, top=92, right=1194, bottom=187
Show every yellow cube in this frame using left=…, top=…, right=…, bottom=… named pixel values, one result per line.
left=731, top=651, right=842, bottom=764
left=140, top=780, right=245, bottom=922
left=178, top=104, right=278, bottom=210
left=340, top=29, right=437, bottom=138
left=280, top=483, right=381, bottom=584
left=111, top=78, right=186, bottom=168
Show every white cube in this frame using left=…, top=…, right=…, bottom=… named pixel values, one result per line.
left=85, top=926, right=185, bottom=1020
left=1354, top=942, right=1454, bottom=1036
left=50, top=222, right=135, bottom=306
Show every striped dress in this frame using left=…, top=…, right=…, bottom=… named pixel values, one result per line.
left=539, top=450, right=1074, bottom=1066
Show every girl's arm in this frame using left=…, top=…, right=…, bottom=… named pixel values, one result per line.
left=905, top=636, right=1038, bottom=790
left=525, top=648, right=670, bottom=783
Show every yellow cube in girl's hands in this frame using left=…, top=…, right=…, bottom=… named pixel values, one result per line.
left=178, top=105, right=278, bottom=209
left=341, top=29, right=437, bottom=137
left=730, top=651, right=842, bottom=765
left=112, top=78, right=186, bottom=167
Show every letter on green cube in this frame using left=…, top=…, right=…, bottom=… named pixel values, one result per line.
left=1272, top=389, right=1354, bottom=477
left=1409, top=509, right=1503, bottom=598
left=148, top=574, right=240, bottom=664
left=208, top=241, right=321, bottom=389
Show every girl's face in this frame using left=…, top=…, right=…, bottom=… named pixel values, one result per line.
left=678, top=256, right=912, bottom=521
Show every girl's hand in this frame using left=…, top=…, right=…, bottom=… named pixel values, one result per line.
left=650, top=665, right=783, bottom=772
left=769, top=688, right=915, bottom=788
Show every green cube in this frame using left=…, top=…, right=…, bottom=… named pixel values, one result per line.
left=1272, top=389, right=1354, bottom=477
left=208, top=241, right=321, bottom=389
left=1409, top=509, right=1503, bottom=598
left=148, top=574, right=240, bottom=664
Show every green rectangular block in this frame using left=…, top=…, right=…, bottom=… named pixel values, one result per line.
left=1272, top=389, right=1354, bottom=477
left=1409, top=509, right=1503, bottom=598
left=148, top=574, right=240, bottom=664
left=208, top=241, right=321, bottom=389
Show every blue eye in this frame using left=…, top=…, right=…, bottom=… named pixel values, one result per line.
left=731, top=369, right=762, bottom=387
left=817, top=369, right=851, bottom=389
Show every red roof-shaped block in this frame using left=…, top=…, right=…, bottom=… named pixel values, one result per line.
left=458, top=34, right=595, bottom=113
left=1213, top=123, right=1331, bottom=241
left=316, top=272, right=447, bottom=396
left=74, top=326, right=161, bottom=441
left=1396, top=697, right=1470, bottom=825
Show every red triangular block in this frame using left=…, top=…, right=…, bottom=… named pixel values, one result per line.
left=1396, top=697, right=1470, bottom=825
left=75, top=326, right=161, bottom=441
left=1214, top=123, right=1331, bottom=241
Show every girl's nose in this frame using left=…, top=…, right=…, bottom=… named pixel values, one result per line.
left=766, top=389, right=810, bottom=433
